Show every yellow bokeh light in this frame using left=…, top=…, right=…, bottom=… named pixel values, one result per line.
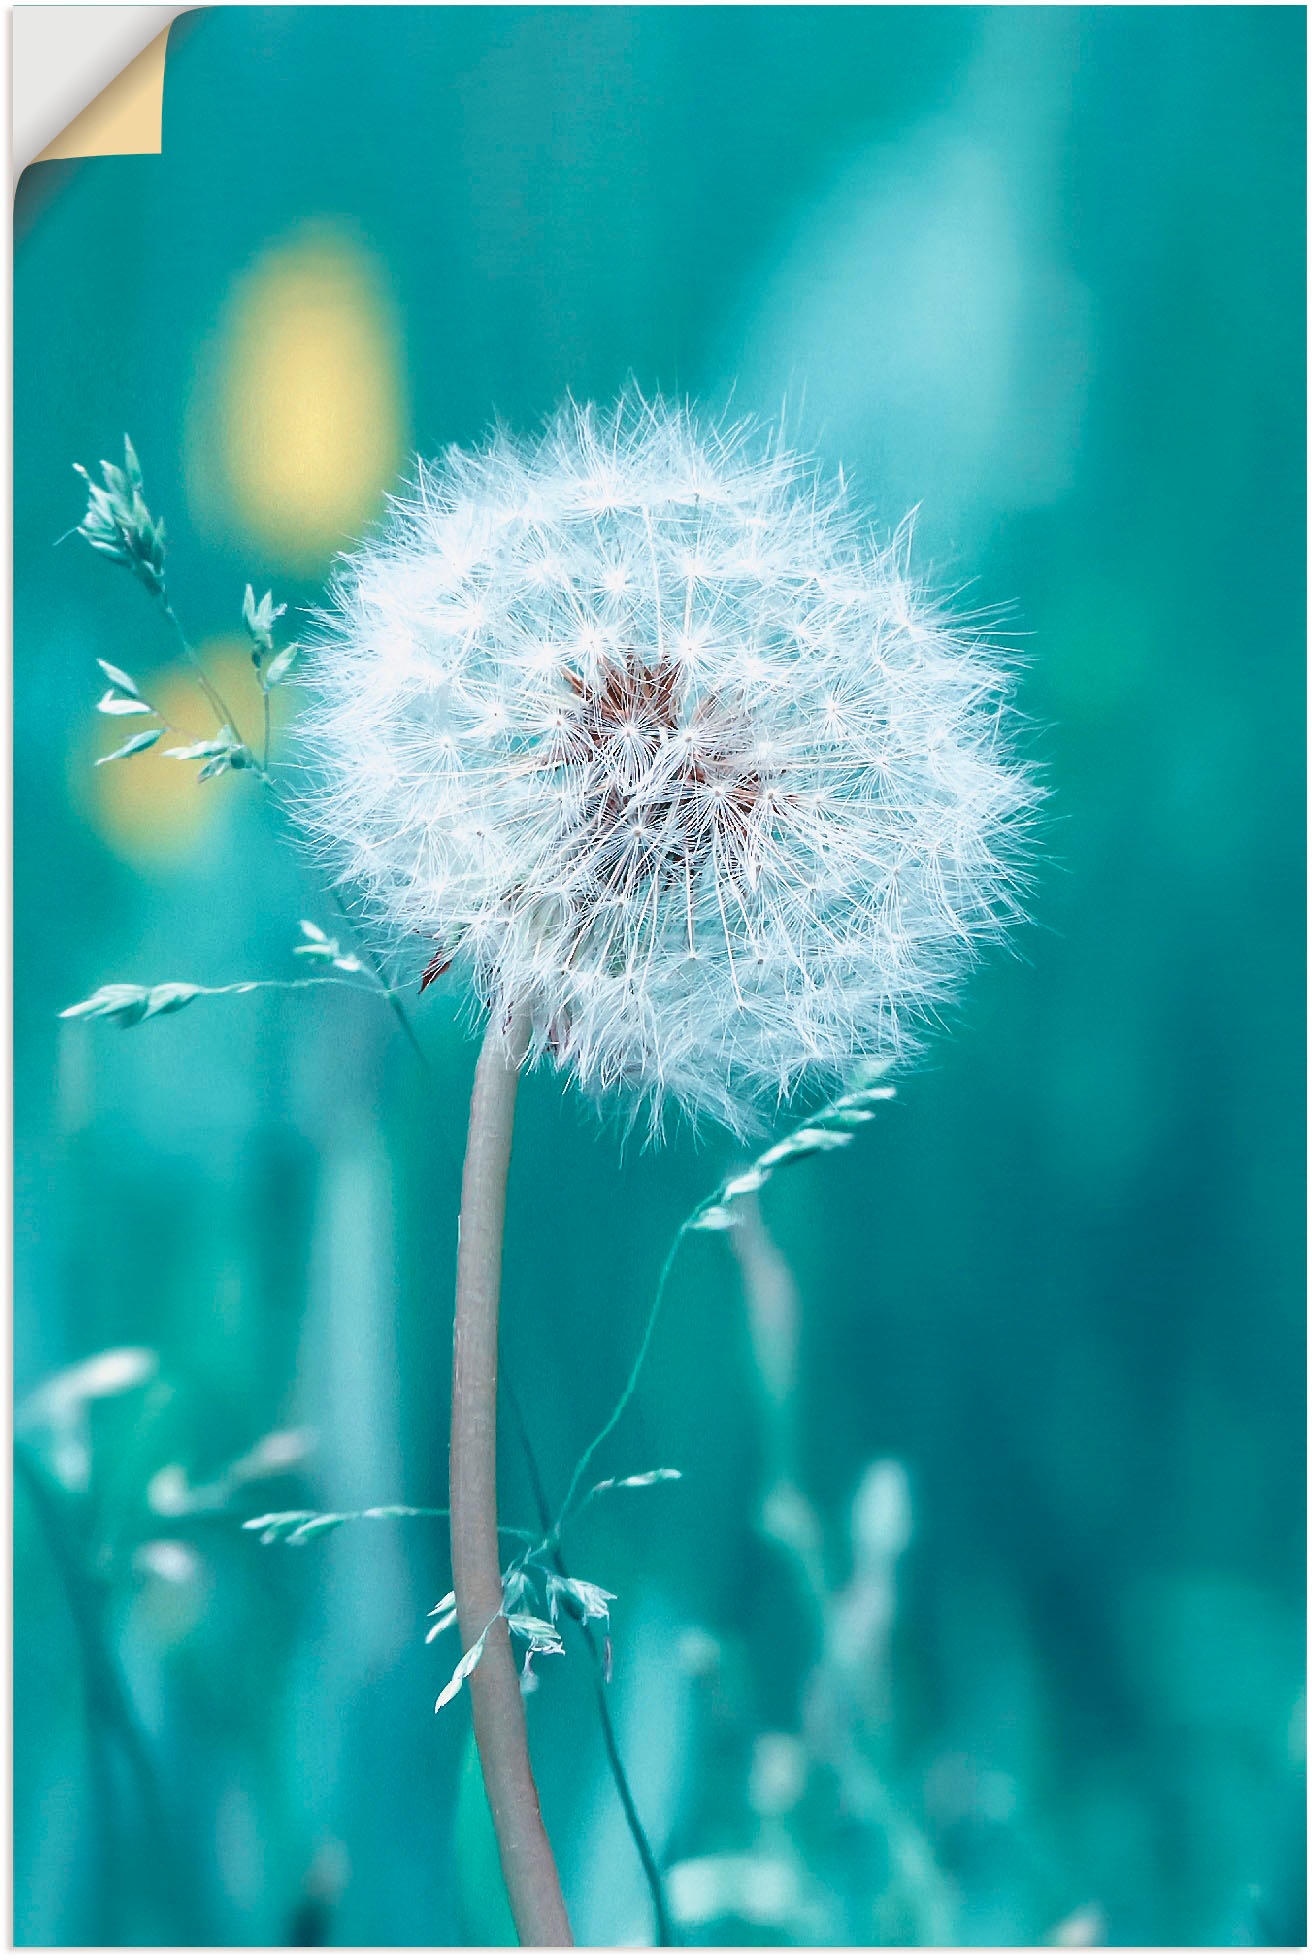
left=188, top=223, right=406, bottom=571
left=83, top=640, right=271, bottom=867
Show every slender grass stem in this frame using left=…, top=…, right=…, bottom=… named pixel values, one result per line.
left=161, top=585, right=431, bottom=1069
left=323, top=885, right=431, bottom=1070
left=555, top=1225, right=689, bottom=1531
left=505, top=1379, right=674, bottom=1946
left=14, top=1444, right=199, bottom=1939
left=450, top=1007, right=572, bottom=1946
left=162, top=600, right=256, bottom=760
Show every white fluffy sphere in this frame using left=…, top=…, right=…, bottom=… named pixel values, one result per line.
left=297, top=396, right=1038, bottom=1134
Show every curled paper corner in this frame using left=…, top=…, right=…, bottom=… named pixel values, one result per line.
left=34, top=27, right=171, bottom=163
left=14, top=6, right=190, bottom=171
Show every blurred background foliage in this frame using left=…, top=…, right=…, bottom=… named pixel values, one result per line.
left=13, top=5, right=1304, bottom=1946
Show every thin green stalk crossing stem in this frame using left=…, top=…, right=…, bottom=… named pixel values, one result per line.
left=450, top=1007, right=572, bottom=1947
left=505, top=1380, right=674, bottom=1946
left=554, top=1226, right=689, bottom=1532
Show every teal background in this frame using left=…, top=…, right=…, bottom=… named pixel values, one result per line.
left=13, top=6, right=1305, bottom=1945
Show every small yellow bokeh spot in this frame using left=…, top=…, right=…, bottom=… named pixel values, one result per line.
left=189, top=223, right=406, bottom=571
left=84, top=641, right=269, bottom=868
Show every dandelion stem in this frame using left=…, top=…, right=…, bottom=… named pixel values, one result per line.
left=450, top=1006, right=572, bottom=1946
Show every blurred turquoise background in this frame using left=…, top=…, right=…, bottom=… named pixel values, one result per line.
left=13, top=6, right=1305, bottom=1946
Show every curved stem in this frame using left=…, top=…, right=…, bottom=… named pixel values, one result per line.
left=450, top=1007, right=573, bottom=1947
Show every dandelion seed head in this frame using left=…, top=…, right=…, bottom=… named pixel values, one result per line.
left=297, top=395, right=1040, bottom=1135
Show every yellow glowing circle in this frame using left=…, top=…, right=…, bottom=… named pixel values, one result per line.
left=189, top=224, right=406, bottom=571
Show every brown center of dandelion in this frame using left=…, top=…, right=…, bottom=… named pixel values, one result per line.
left=419, top=650, right=780, bottom=995
left=559, top=650, right=770, bottom=890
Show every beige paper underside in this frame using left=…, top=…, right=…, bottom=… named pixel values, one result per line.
left=33, top=21, right=174, bottom=163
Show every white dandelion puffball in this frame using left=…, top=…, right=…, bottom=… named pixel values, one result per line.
left=299, top=397, right=1038, bottom=1135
